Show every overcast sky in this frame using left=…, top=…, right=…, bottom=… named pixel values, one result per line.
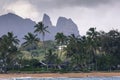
left=0, top=0, right=120, bottom=35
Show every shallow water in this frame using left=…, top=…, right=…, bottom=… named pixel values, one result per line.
left=2, top=77, right=120, bottom=80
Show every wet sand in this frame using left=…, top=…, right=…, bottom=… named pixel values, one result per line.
left=0, top=72, right=120, bottom=78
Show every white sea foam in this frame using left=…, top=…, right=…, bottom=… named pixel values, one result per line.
left=1, top=76, right=120, bottom=80
left=10, top=77, right=32, bottom=80
left=0, top=78, right=9, bottom=80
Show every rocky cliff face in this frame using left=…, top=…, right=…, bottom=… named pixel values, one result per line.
left=0, top=13, right=79, bottom=42
left=42, top=14, right=80, bottom=40
left=42, top=14, right=52, bottom=27
left=56, top=17, right=79, bottom=36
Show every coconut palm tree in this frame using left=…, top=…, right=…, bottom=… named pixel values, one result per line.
left=7, top=32, right=20, bottom=45
left=23, top=32, right=39, bottom=47
left=66, top=34, right=82, bottom=68
left=99, top=30, right=120, bottom=71
left=0, top=32, right=20, bottom=72
left=34, top=22, right=49, bottom=54
left=86, top=27, right=100, bottom=71
left=34, top=22, right=49, bottom=45
left=23, top=32, right=40, bottom=62
left=55, top=32, right=67, bottom=46
left=55, top=32, right=67, bottom=58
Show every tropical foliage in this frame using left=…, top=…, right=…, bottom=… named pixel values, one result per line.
left=0, top=21, right=120, bottom=73
left=0, top=32, right=20, bottom=72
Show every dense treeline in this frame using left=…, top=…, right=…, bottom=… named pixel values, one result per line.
left=0, top=22, right=120, bottom=73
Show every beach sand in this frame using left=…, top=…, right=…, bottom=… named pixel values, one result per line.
left=0, top=72, right=120, bottom=78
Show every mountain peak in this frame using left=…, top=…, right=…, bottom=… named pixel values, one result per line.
left=57, top=17, right=68, bottom=21
left=0, top=13, right=36, bottom=43
left=56, top=17, right=68, bottom=27
left=42, top=13, right=52, bottom=27
left=7, top=13, right=16, bottom=15
left=56, top=16, right=79, bottom=36
left=0, top=13, right=25, bottom=21
left=43, top=13, right=49, bottom=17
left=0, top=13, right=79, bottom=41
left=3, top=13, right=22, bottom=18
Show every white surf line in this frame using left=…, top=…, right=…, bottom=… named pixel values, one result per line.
left=0, top=78, right=9, bottom=80
left=10, top=77, right=32, bottom=80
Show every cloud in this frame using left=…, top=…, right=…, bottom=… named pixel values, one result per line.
left=43, top=1, right=120, bottom=35
left=0, top=0, right=17, bottom=14
left=0, top=0, right=120, bottom=35
left=2, top=0, right=39, bottom=21
left=52, top=0, right=110, bottom=8
left=29, top=0, right=117, bottom=10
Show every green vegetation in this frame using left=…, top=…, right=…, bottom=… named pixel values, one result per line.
left=0, top=21, right=120, bottom=73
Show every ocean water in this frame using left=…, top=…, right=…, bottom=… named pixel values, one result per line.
left=2, top=77, right=120, bottom=80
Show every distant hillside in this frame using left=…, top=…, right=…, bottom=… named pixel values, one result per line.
left=0, top=13, right=80, bottom=42
left=0, top=13, right=36, bottom=42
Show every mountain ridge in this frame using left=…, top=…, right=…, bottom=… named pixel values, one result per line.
left=0, top=13, right=80, bottom=42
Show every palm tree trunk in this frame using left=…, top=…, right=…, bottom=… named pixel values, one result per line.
left=42, top=35, right=46, bottom=55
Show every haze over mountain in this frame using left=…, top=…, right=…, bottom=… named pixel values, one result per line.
left=0, top=13, right=79, bottom=42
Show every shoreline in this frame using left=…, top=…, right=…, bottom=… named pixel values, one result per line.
left=0, top=72, right=120, bottom=78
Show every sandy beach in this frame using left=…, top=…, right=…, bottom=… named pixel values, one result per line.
left=0, top=72, right=120, bottom=78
